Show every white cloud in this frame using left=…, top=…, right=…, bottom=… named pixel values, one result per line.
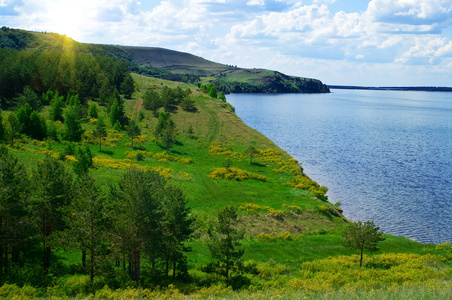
left=366, top=0, right=452, bottom=25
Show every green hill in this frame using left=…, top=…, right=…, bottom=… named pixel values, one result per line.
left=0, top=27, right=450, bottom=299
left=0, top=27, right=330, bottom=94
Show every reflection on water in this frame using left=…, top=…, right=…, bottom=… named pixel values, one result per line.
left=227, top=90, right=452, bottom=244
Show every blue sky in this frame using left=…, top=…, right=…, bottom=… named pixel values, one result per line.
left=1, top=0, right=451, bottom=86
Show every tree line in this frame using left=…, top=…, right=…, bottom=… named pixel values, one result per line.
left=0, top=48, right=134, bottom=108
left=0, top=147, right=194, bottom=284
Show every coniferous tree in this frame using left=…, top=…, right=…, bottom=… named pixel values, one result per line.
left=120, top=73, right=135, bottom=99
left=29, top=110, right=47, bottom=140
left=64, top=174, right=110, bottom=282
left=63, top=105, right=83, bottom=142
left=16, top=103, right=32, bottom=135
left=0, top=146, right=33, bottom=275
left=143, top=89, right=163, bottom=117
left=6, top=113, right=21, bottom=146
left=109, top=99, right=120, bottom=127
left=49, top=92, right=64, bottom=122
left=203, top=205, right=245, bottom=286
left=73, top=146, right=93, bottom=176
left=0, top=114, right=5, bottom=142
left=94, top=115, right=107, bottom=151
left=88, top=102, right=98, bottom=119
left=160, top=185, right=193, bottom=279
left=33, top=155, right=73, bottom=272
left=111, top=167, right=165, bottom=281
left=127, top=120, right=140, bottom=148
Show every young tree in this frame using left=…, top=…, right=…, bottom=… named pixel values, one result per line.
left=6, top=113, right=21, bottom=147
left=153, top=111, right=167, bottom=143
left=120, top=73, right=135, bottom=99
left=94, top=115, right=107, bottom=151
left=109, top=98, right=120, bottom=126
left=127, top=120, right=140, bottom=149
left=160, top=185, right=193, bottom=278
left=33, top=155, right=74, bottom=272
left=64, top=174, right=110, bottom=283
left=29, top=111, right=47, bottom=140
left=88, top=102, right=98, bottom=119
left=0, top=114, right=5, bottom=142
left=204, top=205, right=245, bottom=286
left=143, top=89, right=163, bottom=117
left=16, top=103, right=32, bottom=135
left=49, top=92, right=64, bottom=122
left=62, top=105, right=83, bottom=142
left=244, top=145, right=257, bottom=164
left=162, top=118, right=176, bottom=151
left=342, top=220, right=385, bottom=267
left=73, top=146, right=93, bottom=176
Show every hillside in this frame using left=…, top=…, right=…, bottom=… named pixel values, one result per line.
left=0, top=27, right=330, bottom=94
left=0, top=27, right=451, bottom=299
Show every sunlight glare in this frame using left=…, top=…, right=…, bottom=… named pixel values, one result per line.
left=48, top=1, right=93, bottom=40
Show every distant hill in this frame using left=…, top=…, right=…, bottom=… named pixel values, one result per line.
left=328, top=85, right=452, bottom=92
left=0, top=27, right=330, bottom=94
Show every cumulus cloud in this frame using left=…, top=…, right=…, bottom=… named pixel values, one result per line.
left=366, top=0, right=452, bottom=25
left=1, top=0, right=451, bottom=85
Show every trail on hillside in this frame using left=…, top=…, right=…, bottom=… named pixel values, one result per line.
left=131, top=98, right=143, bottom=122
left=197, top=98, right=220, bottom=143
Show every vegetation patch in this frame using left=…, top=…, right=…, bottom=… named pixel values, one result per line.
left=208, top=167, right=268, bottom=182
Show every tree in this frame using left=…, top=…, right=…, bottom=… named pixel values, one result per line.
left=49, top=92, right=64, bottom=122
left=62, top=105, right=83, bottom=142
left=94, top=115, right=107, bottom=151
left=64, top=174, right=110, bottom=283
left=153, top=111, right=167, bottom=143
left=88, top=102, right=98, bottom=119
left=244, top=145, right=257, bottom=164
left=342, top=220, right=385, bottom=267
left=16, top=103, right=32, bottom=135
left=73, top=146, right=93, bottom=176
left=143, top=89, right=162, bottom=117
left=0, top=114, right=5, bottom=142
left=0, top=146, right=33, bottom=275
left=120, top=73, right=135, bottom=99
left=160, top=185, right=193, bottom=279
left=109, top=99, right=120, bottom=126
left=204, top=205, right=245, bottom=286
left=6, top=113, right=21, bottom=146
left=33, top=155, right=74, bottom=272
left=127, top=120, right=140, bottom=148
left=207, top=83, right=218, bottom=98
left=162, top=118, right=176, bottom=151
left=110, top=168, right=165, bottom=281
left=29, top=111, right=47, bottom=140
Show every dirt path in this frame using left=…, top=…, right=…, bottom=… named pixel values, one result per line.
left=131, top=98, right=143, bottom=122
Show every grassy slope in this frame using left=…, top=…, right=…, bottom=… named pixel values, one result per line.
left=9, top=74, right=438, bottom=260
left=4, top=74, right=451, bottom=299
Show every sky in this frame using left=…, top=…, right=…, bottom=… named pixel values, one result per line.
left=1, top=0, right=452, bottom=86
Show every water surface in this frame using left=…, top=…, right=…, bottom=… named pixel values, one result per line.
left=227, top=90, right=452, bottom=244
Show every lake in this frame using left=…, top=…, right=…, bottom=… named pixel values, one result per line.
left=227, top=90, right=452, bottom=244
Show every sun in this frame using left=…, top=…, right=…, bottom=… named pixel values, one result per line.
left=47, top=2, right=93, bottom=41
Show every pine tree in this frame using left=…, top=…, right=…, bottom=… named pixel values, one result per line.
left=160, top=185, right=193, bottom=278
left=110, top=168, right=166, bottom=281
left=64, top=174, right=109, bottom=282
left=203, top=205, right=245, bottom=286
left=33, top=155, right=74, bottom=272
left=109, top=99, right=120, bottom=126
left=94, top=115, right=107, bottom=151
left=127, top=120, right=140, bottom=148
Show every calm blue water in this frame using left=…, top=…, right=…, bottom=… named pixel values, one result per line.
left=227, top=90, right=452, bottom=244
